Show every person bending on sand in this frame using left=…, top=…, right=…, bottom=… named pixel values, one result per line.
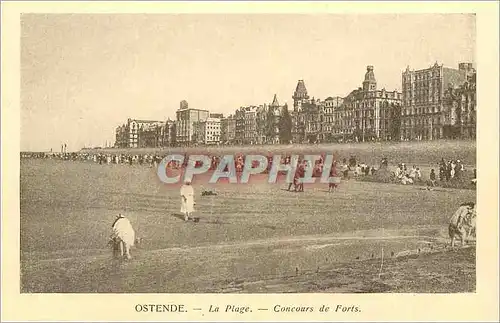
left=180, top=180, right=195, bottom=221
left=448, top=202, right=475, bottom=247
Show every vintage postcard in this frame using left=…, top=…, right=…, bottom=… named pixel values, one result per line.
left=1, top=1, right=499, bottom=322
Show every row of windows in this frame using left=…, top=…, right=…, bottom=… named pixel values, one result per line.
left=360, top=92, right=401, bottom=99
left=403, top=91, right=441, bottom=98
left=403, top=106, right=442, bottom=115
left=402, top=97, right=441, bottom=105
left=332, top=129, right=354, bottom=134
left=337, top=121, right=374, bottom=126
left=403, top=82, right=442, bottom=91
left=401, top=117, right=442, bottom=126
left=402, top=70, right=441, bottom=82
left=403, top=88, right=442, bottom=96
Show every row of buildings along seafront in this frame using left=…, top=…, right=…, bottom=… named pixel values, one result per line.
left=401, top=62, right=476, bottom=140
left=114, top=62, right=476, bottom=148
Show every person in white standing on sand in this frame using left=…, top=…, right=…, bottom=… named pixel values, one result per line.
left=180, top=180, right=195, bottom=221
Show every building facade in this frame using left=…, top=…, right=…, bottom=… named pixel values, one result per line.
left=235, top=108, right=245, bottom=145
left=255, top=104, right=267, bottom=145
left=233, top=95, right=284, bottom=145
left=243, top=106, right=258, bottom=145
left=115, top=124, right=128, bottom=148
left=221, top=114, right=236, bottom=144
left=322, top=96, right=343, bottom=142
left=193, top=116, right=222, bottom=145
left=442, top=70, right=476, bottom=139
left=220, top=116, right=229, bottom=144
left=335, top=66, right=402, bottom=141
left=175, top=100, right=210, bottom=146
left=161, top=119, right=176, bottom=147
left=114, top=118, right=166, bottom=148
left=458, top=71, right=476, bottom=139
left=115, top=62, right=475, bottom=147
left=234, top=106, right=259, bottom=145
left=301, top=98, right=324, bottom=143
left=401, top=62, right=473, bottom=140
left=265, top=94, right=282, bottom=144
left=198, top=117, right=221, bottom=145
left=291, top=80, right=309, bottom=143
left=192, top=121, right=204, bottom=145
left=210, top=113, right=224, bottom=119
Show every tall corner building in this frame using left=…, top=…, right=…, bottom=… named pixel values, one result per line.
left=290, top=80, right=309, bottom=143
left=292, top=80, right=310, bottom=112
left=337, top=66, right=402, bottom=142
left=175, top=100, right=210, bottom=146
left=220, top=114, right=236, bottom=144
left=401, top=62, right=475, bottom=140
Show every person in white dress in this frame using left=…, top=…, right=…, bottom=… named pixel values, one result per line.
left=180, top=180, right=195, bottom=221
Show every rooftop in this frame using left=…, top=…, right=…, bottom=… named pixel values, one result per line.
left=129, top=119, right=165, bottom=124
left=293, top=80, right=309, bottom=99
left=271, top=94, right=280, bottom=107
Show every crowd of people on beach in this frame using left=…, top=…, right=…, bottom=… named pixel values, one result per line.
left=21, top=151, right=475, bottom=189
left=393, top=164, right=423, bottom=185
left=427, top=158, right=475, bottom=188
left=438, top=158, right=467, bottom=181
left=21, top=152, right=165, bottom=166
left=21, top=151, right=366, bottom=175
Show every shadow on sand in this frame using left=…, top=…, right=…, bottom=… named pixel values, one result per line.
left=169, top=213, right=278, bottom=230
left=170, top=213, right=231, bottom=225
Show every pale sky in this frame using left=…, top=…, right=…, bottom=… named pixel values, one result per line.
left=21, top=14, right=475, bottom=152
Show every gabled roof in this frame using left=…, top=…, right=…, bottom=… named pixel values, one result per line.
left=295, top=80, right=307, bottom=93
left=130, top=119, right=163, bottom=124
left=293, top=80, right=309, bottom=99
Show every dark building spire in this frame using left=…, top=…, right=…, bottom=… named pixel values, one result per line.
left=271, top=94, right=280, bottom=107
left=293, top=80, right=309, bottom=101
left=362, top=65, right=377, bottom=91
left=293, top=80, right=310, bottom=111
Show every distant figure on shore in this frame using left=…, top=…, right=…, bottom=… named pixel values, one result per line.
left=294, top=161, right=306, bottom=192
left=180, top=180, right=195, bottom=221
left=380, top=157, right=388, bottom=169
left=328, top=162, right=340, bottom=192
left=415, top=167, right=422, bottom=182
left=429, top=169, right=437, bottom=187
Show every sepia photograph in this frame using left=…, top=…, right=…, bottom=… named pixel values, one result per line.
left=18, top=12, right=481, bottom=294
left=2, top=2, right=499, bottom=321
